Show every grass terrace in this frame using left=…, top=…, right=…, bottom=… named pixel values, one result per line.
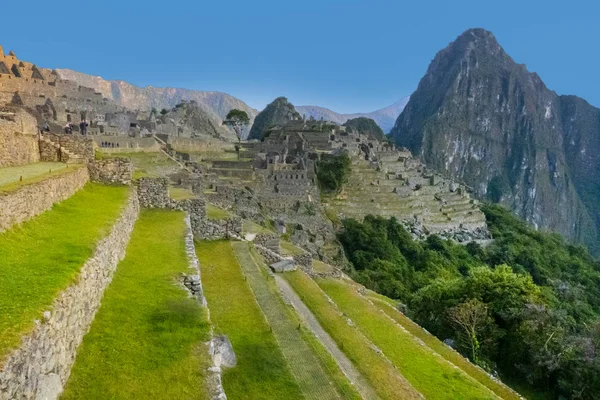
left=284, top=270, right=422, bottom=400
left=98, top=151, right=178, bottom=179
left=206, top=204, right=230, bottom=220
left=317, top=278, right=499, bottom=400
left=170, top=186, right=196, bottom=201
left=242, top=220, right=273, bottom=235
left=234, top=242, right=360, bottom=400
left=195, top=240, right=303, bottom=399
left=62, top=210, right=211, bottom=399
left=0, top=162, right=75, bottom=193
left=280, top=240, right=304, bottom=256
left=362, top=289, right=521, bottom=400
left=0, top=184, right=130, bottom=362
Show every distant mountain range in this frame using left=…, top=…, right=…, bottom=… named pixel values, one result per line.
left=296, top=97, right=410, bottom=133
left=55, top=69, right=259, bottom=137
left=56, top=69, right=407, bottom=137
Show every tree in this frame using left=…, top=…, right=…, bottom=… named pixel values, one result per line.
left=223, top=109, right=250, bottom=159
left=448, top=299, right=493, bottom=363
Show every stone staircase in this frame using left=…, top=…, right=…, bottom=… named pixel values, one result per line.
left=39, top=134, right=84, bottom=164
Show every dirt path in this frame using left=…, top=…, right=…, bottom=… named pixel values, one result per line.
left=274, top=275, right=380, bottom=400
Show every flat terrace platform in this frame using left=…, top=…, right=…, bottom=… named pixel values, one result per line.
left=0, top=162, right=67, bottom=189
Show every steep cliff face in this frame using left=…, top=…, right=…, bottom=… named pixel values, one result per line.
left=248, top=97, right=300, bottom=140
left=391, top=28, right=600, bottom=254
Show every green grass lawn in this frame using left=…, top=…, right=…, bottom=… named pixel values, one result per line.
left=61, top=210, right=211, bottom=400
left=362, top=289, right=521, bottom=400
left=206, top=204, right=230, bottom=220
left=317, top=278, right=499, bottom=400
left=242, top=220, right=273, bottom=235
left=101, top=152, right=177, bottom=179
left=312, top=260, right=335, bottom=274
left=0, top=184, right=130, bottom=362
left=195, top=240, right=303, bottom=400
left=233, top=242, right=355, bottom=400
left=280, top=241, right=304, bottom=256
left=170, top=186, right=196, bottom=201
left=284, top=271, right=422, bottom=400
left=0, top=163, right=78, bottom=193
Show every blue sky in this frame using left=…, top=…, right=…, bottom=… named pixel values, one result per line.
left=1, top=0, right=598, bottom=112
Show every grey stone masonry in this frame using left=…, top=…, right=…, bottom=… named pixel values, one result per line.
left=0, top=190, right=140, bottom=400
left=293, top=252, right=313, bottom=273
left=87, top=158, right=133, bottom=185
left=137, top=177, right=170, bottom=208
left=254, top=233, right=280, bottom=254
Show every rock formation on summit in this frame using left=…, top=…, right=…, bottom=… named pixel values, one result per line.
left=248, top=97, right=301, bottom=140
left=391, top=28, right=600, bottom=255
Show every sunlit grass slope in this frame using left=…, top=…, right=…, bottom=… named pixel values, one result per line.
left=61, top=210, right=211, bottom=399
left=195, top=240, right=303, bottom=400
left=0, top=184, right=129, bottom=362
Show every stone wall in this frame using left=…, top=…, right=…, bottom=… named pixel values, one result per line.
left=254, top=233, right=280, bottom=253
left=137, top=177, right=170, bottom=208
left=87, top=158, right=133, bottom=185
left=0, top=107, right=40, bottom=167
left=55, top=135, right=94, bottom=162
left=293, top=252, right=313, bottom=273
left=193, top=217, right=242, bottom=241
left=0, top=191, right=139, bottom=400
left=0, top=166, right=89, bottom=233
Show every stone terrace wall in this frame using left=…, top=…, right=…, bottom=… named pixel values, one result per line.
left=193, top=217, right=242, bottom=241
left=0, top=191, right=139, bottom=400
left=137, top=177, right=170, bottom=208
left=0, top=107, right=40, bottom=167
left=88, top=158, right=133, bottom=185
left=0, top=166, right=89, bottom=233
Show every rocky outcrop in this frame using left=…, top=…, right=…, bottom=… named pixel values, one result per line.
left=392, top=28, right=600, bottom=255
left=0, top=166, right=89, bottom=233
left=248, top=97, right=300, bottom=140
left=343, top=117, right=386, bottom=141
left=0, top=191, right=139, bottom=400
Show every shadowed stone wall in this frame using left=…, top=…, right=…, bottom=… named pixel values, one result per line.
left=0, top=191, right=139, bottom=400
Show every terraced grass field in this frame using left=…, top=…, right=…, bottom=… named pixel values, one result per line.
left=317, top=278, right=499, bottom=400
left=195, top=240, right=303, bottom=400
left=0, top=162, right=75, bottom=193
left=0, top=184, right=130, bottom=362
left=284, top=270, right=422, bottom=400
left=62, top=210, right=211, bottom=399
left=233, top=242, right=359, bottom=400
left=360, top=287, right=521, bottom=400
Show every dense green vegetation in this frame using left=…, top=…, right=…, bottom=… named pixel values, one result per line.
left=196, top=240, right=304, bottom=400
left=62, top=210, right=211, bottom=399
left=0, top=184, right=129, bottom=361
left=338, top=205, right=600, bottom=399
left=316, top=153, right=351, bottom=193
left=343, top=117, right=385, bottom=140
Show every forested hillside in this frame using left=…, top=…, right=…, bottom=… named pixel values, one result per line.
left=339, top=206, right=600, bottom=399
